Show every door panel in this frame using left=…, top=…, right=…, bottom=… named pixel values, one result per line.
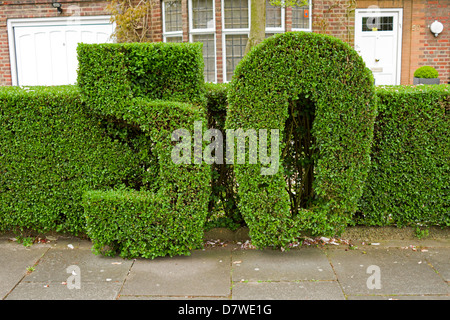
left=355, top=10, right=402, bottom=85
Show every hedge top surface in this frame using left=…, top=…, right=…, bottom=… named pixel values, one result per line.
left=227, top=32, right=375, bottom=130
left=77, top=42, right=206, bottom=116
left=225, top=31, right=377, bottom=245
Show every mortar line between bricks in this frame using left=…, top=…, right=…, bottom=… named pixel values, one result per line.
left=322, top=247, right=348, bottom=300
left=2, top=246, right=51, bottom=300
left=116, top=258, right=136, bottom=300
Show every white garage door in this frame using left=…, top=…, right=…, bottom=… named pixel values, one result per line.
left=8, top=16, right=114, bottom=86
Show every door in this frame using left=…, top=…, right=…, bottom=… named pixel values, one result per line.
left=355, top=9, right=402, bottom=85
left=8, top=17, right=114, bottom=86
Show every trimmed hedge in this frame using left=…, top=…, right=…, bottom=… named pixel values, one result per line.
left=226, top=32, right=376, bottom=248
left=359, top=85, right=449, bottom=231
left=0, top=86, right=140, bottom=234
left=77, top=42, right=206, bottom=117
left=78, top=43, right=211, bottom=258
left=202, top=82, right=450, bottom=237
left=82, top=100, right=210, bottom=259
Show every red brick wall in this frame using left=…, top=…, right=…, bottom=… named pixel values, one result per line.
left=215, top=0, right=223, bottom=83
left=311, top=0, right=355, bottom=44
left=1, top=0, right=448, bottom=85
left=150, top=0, right=162, bottom=42
left=411, top=0, right=449, bottom=84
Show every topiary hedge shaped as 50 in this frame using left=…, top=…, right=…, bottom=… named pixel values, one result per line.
left=225, top=32, right=376, bottom=248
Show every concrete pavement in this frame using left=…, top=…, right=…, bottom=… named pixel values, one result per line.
left=0, top=228, right=449, bottom=300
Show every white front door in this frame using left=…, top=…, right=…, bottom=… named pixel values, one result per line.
left=355, top=9, right=403, bottom=85
left=8, top=17, right=114, bottom=86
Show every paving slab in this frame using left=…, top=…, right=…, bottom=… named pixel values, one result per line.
left=0, top=241, right=49, bottom=299
left=231, top=248, right=335, bottom=282
left=3, top=246, right=133, bottom=300
left=5, top=280, right=124, bottom=300
left=1, top=231, right=449, bottom=301
left=422, top=248, right=450, bottom=281
left=120, top=248, right=231, bottom=298
left=118, top=295, right=230, bottom=300
left=326, top=247, right=449, bottom=296
left=232, top=281, right=345, bottom=300
left=24, top=247, right=133, bottom=283
left=347, top=295, right=450, bottom=300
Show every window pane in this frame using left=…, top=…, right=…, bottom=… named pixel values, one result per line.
left=266, top=0, right=282, bottom=28
left=192, top=0, right=214, bottom=29
left=165, top=36, right=183, bottom=43
left=164, top=0, right=182, bottom=32
left=224, top=0, right=249, bottom=29
left=192, top=34, right=216, bottom=82
left=225, top=34, right=248, bottom=81
left=362, top=16, right=394, bottom=32
left=292, top=4, right=310, bottom=29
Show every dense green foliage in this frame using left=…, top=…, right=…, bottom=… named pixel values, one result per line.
left=82, top=100, right=210, bottom=259
left=226, top=32, right=376, bottom=248
left=78, top=42, right=210, bottom=258
left=359, top=85, right=449, bottom=232
left=0, top=86, right=140, bottom=234
left=204, top=83, right=242, bottom=230
left=1, top=39, right=447, bottom=255
left=77, top=42, right=206, bottom=117
left=414, top=66, right=439, bottom=79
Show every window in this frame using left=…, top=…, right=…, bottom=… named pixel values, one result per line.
left=191, top=0, right=214, bottom=29
left=189, top=0, right=216, bottom=82
left=266, top=0, right=284, bottom=31
left=222, top=0, right=250, bottom=82
left=162, top=0, right=182, bottom=41
left=225, top=34, right=248, bottom=81
left=362, top=16, right=394, bottom=32
left=292, top=1, right=312, bottom=31
left=165, top=36, right=183, bottom=43
left=266, top=0, right=284, bottom=40
left=192, top=33, right=216, bottom=82
left=163, top=0, right=289, bottom=83
left=223, top=0, right=249, bottom=29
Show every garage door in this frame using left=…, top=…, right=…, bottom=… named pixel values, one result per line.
left=8, top=16, right=114, bottom=86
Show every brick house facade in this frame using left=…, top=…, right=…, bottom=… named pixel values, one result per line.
left=0, top=0, right=448, bottom=86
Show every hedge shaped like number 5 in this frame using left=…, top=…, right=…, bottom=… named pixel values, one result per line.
left=225, top=32, right=377, bottom=248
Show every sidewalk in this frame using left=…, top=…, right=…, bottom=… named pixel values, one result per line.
left=0, top=229, right=449, bottom=300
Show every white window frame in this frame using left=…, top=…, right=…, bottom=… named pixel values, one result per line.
left=222, top=0, right=286, bottom=82
left=7, top=15, right=113, bottom=86
left=291, top=1, right=312, bottom=32
left=265, top=0, right=285, bottom=33
left=162, top=0, right=183, bottom=42
left=189, top=0, right=217, bottom=82
left=188, top=0, right=216, bottom=33
left=222, top=0, right=251, bottom=82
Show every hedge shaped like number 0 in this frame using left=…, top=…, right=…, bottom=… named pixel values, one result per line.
left=225, top=32, right=377, bottom=248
